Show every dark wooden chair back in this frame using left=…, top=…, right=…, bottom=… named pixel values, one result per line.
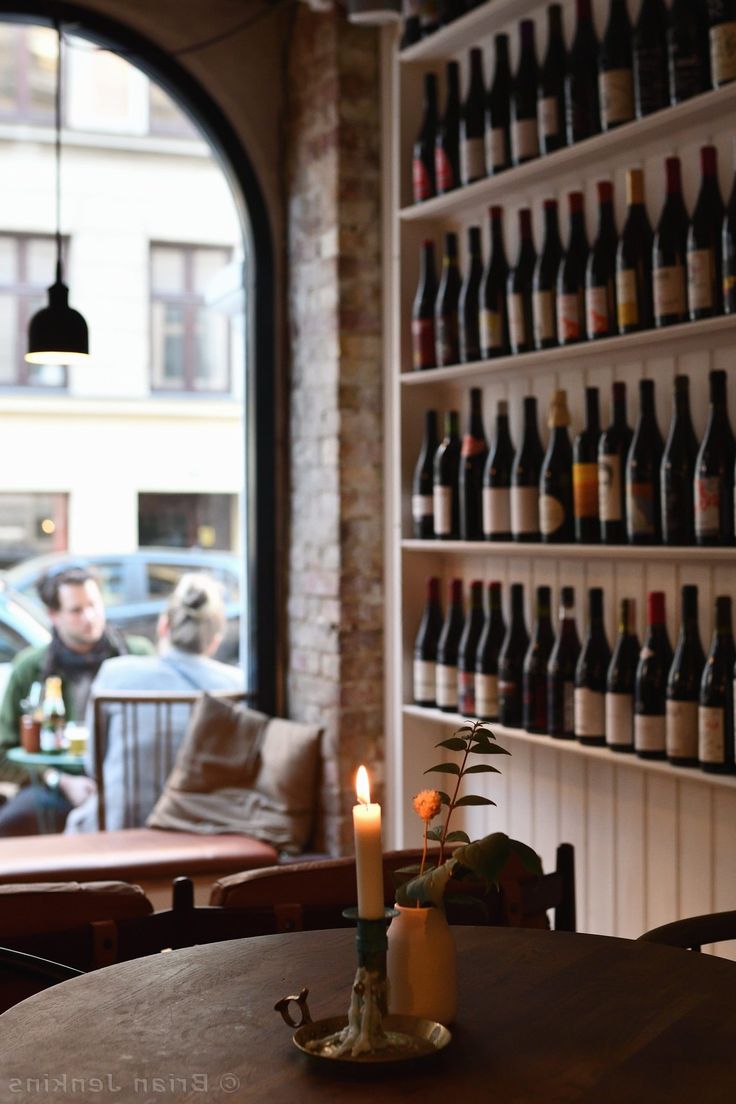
left=638, top=910, right=736, bottom=952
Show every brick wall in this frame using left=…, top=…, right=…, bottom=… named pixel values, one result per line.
left=286, top=8, right=383, bottom=854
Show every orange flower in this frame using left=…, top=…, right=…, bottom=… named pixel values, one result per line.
left=412, top=789, right=442, bottom=822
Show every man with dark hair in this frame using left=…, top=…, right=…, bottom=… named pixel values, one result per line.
left=0, top=564, right=153, bottom=834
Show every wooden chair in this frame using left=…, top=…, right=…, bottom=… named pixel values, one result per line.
left=638, top=910, right=736, bottom=952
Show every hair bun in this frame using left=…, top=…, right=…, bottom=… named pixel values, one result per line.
left=181, top=585, right=207, bottom=612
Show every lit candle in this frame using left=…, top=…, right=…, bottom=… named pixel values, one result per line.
left=353, top=765, right=384, bottom=919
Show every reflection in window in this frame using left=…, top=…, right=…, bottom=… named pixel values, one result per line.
left=0, top=235, right=68, bottom=388
left=0, top=25, right=55, bottom=121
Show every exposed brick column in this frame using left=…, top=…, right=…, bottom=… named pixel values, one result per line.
left=286, top=8, right=383, bottom=854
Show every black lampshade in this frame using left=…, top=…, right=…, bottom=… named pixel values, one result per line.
left=25, top=263, right=89, bottom=366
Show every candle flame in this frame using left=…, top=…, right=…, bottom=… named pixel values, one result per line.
left=356, top=765, right=371, bottom=806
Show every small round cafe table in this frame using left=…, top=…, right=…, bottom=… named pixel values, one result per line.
left=7, top=746, right=87, bottom=833
left=2, top=926, right=736, bottom=1103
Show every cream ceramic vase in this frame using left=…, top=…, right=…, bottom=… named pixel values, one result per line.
left=386, top=904, right=457, bottom=1024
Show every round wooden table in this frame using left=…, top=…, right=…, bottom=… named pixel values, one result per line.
left=2, top=926, right=736, bottom=1102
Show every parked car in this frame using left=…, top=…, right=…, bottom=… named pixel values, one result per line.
left=3, top=549, right=241, bottom=664
left=0, top=579, right=51, bottom=698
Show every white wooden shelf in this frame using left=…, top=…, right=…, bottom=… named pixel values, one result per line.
left=401, top=539, right=736, bottom=562
left=403, top=704, right=736, bottom=790
left=400, top=0, right=540, bottom=63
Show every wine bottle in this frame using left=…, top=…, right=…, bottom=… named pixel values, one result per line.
left=565, top=0, right=601, bottom=146
left=412, top=73, right=438, bottom=203
left=575, top=587, right=611, bottom=745
left=653, top=157, right=689, bottom=328
left=485, top=34, right=511, bottom=175
left=573, top=386, right=601, bottom=544
left=483, top=400, right=514, bottom=541
left=633, top=0, right=669, bottom=117
left=660, top=374, right=698, bottom=546
left=599, top=0, right=635, bottom=131
left=616, top=168, right=654, bottom=333
left=634, top=590, right=674, bottom=759
left=459, top=386, right=488, bottom=541
left=507, top=208, right=536, bottom=355
left=606, top=597, right=641, bottom=752
left=418, top=0, right=439, bottom=38
left=699, top=594, right=736, bottom=773
left=723, top=170, right=736, bottom=313
left=411, top=240, right=438, bottom=371
left=511, top=20, right=540, bottom=167
left=533, top=198, right=562, bottom=350
left=540, top=389, right=574, bottom=543
left=556, top=191, right=589, bottom=346
left=626, top=377, right=663, bottom=544
left=586, top=180, right=618, bottom=340
left=436, top=577, right=465, bottom=712
left=538, top=4, right=567, bottom=155
left=458, top=579, right=485, bottom=716
left=498, top=582, right=529, bottom=727
left=412, top=409, right=439, bottom=538
left=708, top=0, right=736, bottom=88
left=480, top=206, right=510, bottom=358
left=433, top=409, right=461, bottom=540
left=694, top=369, right=735, bottom=546
left=523, top=585, right=555, bottom=733
left=475, top=580, right=506, bottom=721
left=435, top=231, right=461, bottom=367
left=687, top=145, right=725, bottom=321
left=666, top=584, right=705, bottom=766
left=435, top=61, right=461, bottom=195
left=548, top=586, right=582, bottom=739
left=511, top=395, right=544, bottom=542
left=413, top=576, right=444, bottom=706
left=460, top=48, right=486, bottom=187
left=459, top=226, right=483, bottom=364
left=438, top=0, right=463, bottom=28
left=667, top=0, right=711, bottom=104
left=401, top=0, right=421, bottom=50
left=598, top=381, right=633, bottom=544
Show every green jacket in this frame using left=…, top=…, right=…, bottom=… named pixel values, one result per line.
left=0, top=636, right=154, bottom=784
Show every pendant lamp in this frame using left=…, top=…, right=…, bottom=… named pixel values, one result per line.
left=25, top=19, right=89, bottom=366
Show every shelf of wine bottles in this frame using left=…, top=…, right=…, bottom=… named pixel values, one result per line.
left=402, top=540, right=736, bottom=563
left=400, top=0, right=540, bottom=62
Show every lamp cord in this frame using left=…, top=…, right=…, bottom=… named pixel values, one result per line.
left=55, top=16, right=62, bottom=280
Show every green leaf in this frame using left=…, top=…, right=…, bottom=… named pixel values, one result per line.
left=443, top=830, right=470, bottom=844
left=453, top=833, right=512, bottom=885
left=426, top=825, right=443, bottom=842
left=437, top=791, right=451, bottom=806
left=509, top=838, right=543, bottom=876
left=452, top=727, right=473, bottom=736
left=463, top=763, right=501, bottom=774
left=454, top=795, right=496, bottom=807
left=424, top=762, right=461, bottom=776
left=435, top=737, right=467, bottom=751
left=468, top=743, right=510, bottom=756
left=395, top=858, right=456, bottom=908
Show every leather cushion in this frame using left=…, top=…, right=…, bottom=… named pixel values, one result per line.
left=0, top=880, right=153, bottom=939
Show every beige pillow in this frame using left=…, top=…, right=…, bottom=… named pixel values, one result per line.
left=146, top=694, right=323, bottom=855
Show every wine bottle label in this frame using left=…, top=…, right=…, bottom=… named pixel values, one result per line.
left=574, top=687, right=605, bottom=739
left=599, top=69, right=634, bottom=126
left=666, top=699, right=698, bottom=760
left=653, top=264, right=686, bottom=321
left=539, top=494, right=565, bottom=536
left=412, top=158, right=432, bottom=203
left=480, top=308, right=503, bottom=353
left=510, top=485, right=539, bottom=536
left=435, top=663, right=458, bottom=709
left=627, top=481, right=656, bottom=537
left=475, top=672, right=498, bottom=718
left=586, top=285, right=612, bottom=338
left=598, top=454, right=622, bottom=523
left=532, top=289, right=555, bottom=346
left=573, top=463, right=598, bottom=520
left=433, top=485, right=453, bottom=536
left=435, top=315, right=458, bottom=366
left=699, top=704, right=726, bottom=763
left=687, top=248, right=715, bottom=312
left=694, top=476, right=722, bottom=539
left=485, top=127, right=507, bottom=173
left=563, top=681, right=574, bottom=733
left=434, top=146, right=455, bottom=193
left=635, top=712, right=666, bottom=753
left=412, top=493, right=433, bottom=524
left=616, top=268, right=639, bottom=329
left=458, top=670, right=475, bottom=714
left=411, top=318, right=435, bottom=370
left=461, top=434, right=486, bottom=458
left=413, top=659, right=436, bottom=703
left=460, top=136, right=485, bottom=186
left=508, top=293, right=528, bottom=350
left=483, top=486, right=511, bottom=537
left=511, top=117, right=538, bottom=163
left=606, top=692, right=633, bottom=747
left=710, top=22, right=736, bottom=85
left=557, top=292, right=583, bottom=343
left=537, top=95, right=559, bottom=139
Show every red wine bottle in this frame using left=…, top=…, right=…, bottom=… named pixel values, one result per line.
left=661, top=374, right=697, bottom=546
left=653, top=156, right=689, bottom=328
left=599, top=0, right=635, bottom=131
left=616, top=168, right=654, bottom=333
left=565, top=0, right=601, bottom=145
left=723, top=170, right=736, bottom=313
left=412, top=74, right=438, bottom=204
left=666, top=584, right=705, bottom=766
left=533, top=198, right=562, bottom=350
left=436, top=577, right=465, bottom=712
left=412, top=409, right=439, bottom=538
left=523, top=585, right=555, bottom=733
left=460, top=48, right=486, bottom=187
left=606, top=597, right=641, bottom=752
left=458, top=579, right=485, bottom=716
left=626, top=377, right=663, bottom=544
left=480, top=206, right=510, bottom=358
left=687, top=145, right=725, bottom=320
left=634, top=590, right=673, bottom=759
left=585, top=180, right=618, bottom=340
left=413, top=576, right=444, bottom=706
left=633, top=0, right=669, bottom=117
left=573, top=386, right=601, bottom=544
left=411, top=240, right=438, bottom=371
left=498, top=582, right=529, bottom=727
left=538, top=4, right=567, bottom=155
left=511, top=20, right=540, bottom=167
left=699, top=594, right=736, bottom=772
left=475, top=581, right=505, bottom=721
left=507, top=208, right=536, bottom=355
left=433, top=409, right=461, bottom=540
left=667, top=0, right=711, bottom=104
left=483, top=400, right=514, bottom=541
left=540, top=389, right=573, bottom=543
left=694, top=369, right=735, bottom=546
left=708, top=0, right=736, bottom=88
left=485, top=34, right=511, bottom=175
left=598, top=381, right=633, bottom=544
left=435, top=61, right=460, bottom=195
left=575, top=587, right=611, bottom=746
left=556, top=191, right=589, bottom=346
left=511, top=395, right=543, bottom=542
left=548, top=586, right=581, bottom=739
left=459, top=387, right=487, bottom=541
left=434, top=231, right=461, bottom=367
left=459, top=226, right=483, bottom=363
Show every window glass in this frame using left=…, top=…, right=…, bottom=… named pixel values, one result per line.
left=0, top=236, right=15, bottom=284
left=93, top=563, right=126, bottom=607
left=0, top=620, right=25, bottom=663
left=27, top=27, right=56, bottom=118
left=193, top=248, right=228, bottom=294
left=149, top=83, right=195, bottom=137
left=195, top=309, right=228, bottom=389
left=26, top=238, right=56, bottom=285
left=151, top=247, right=185, bottom=293
left=151, top=301, right=185, bottom=389
left=66, top=39, right=147, bottom=135
left=145, top=563, right=188, bottom=598
left=0, top=295, right=15, bottom=383
left=0, top=27, right=17, bottom=114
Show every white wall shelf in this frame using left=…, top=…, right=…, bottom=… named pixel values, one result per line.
left=400, top=0, right=546, bottom=63
left=402, top=539, right=736, bottom=563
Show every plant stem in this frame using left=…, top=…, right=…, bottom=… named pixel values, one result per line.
left=438, top=727, right=474, bottom=864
